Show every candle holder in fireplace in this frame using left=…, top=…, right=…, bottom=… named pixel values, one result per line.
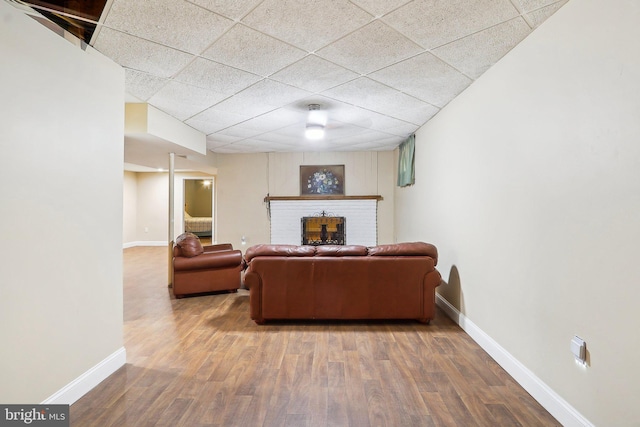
left=301, top=211, right=346, bottom=245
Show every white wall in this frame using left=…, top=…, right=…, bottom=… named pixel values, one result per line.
left=395, top=1, right=640, bottom=425
left=0, top=2, right=125, bottom=403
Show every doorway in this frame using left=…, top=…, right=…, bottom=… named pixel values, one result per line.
left=183, top=178, right=213, bottom=241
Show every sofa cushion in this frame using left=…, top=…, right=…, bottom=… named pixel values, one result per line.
left=245, top=244, right=316, bottom=262
left=367, top=242, right=438, bottom=265
left=315, top=245, right=368, bottom=257
left=175, top=232, right=204, bottom=258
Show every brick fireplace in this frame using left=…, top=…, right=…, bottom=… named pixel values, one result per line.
left=266, top=196, right=381, bottom=247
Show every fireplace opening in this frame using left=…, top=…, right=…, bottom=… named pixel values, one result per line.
left=301, top=212, right=345, bottom=245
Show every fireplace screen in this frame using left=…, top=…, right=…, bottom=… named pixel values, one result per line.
left=301, top=213, right=345, bottom=245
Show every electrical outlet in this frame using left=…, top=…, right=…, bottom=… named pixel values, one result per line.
left=571, top=336, right=586, bottom=365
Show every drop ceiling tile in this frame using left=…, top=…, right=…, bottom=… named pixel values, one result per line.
left=215, top=125, right=263, bottom=139
left=316, top=20, right=424, bottom=74
left=125, top=69, right=168, bottom=101
left=523, top=1, right=568, bottom=28
left=270, top=55, right=359, bottom=93
left=433, top=18, right=531, bottom=79
left=510, top=0, right=566, bottom=13
left=93, top=28, right=195, bottom=78
left=207, top=134, right=243, bottom=147
left=187, top=109, right=251, bottom=134
left=369, top=52, right=472, bottom=107
left=221, top=139, right=286, bottom=153
left=189, top=0, right=263, bottom=20
left=215, top=79, right=312, bottom=115
left=173, top=57, right=262, bottom=95
left=237, top=138, right=295, bottom=150
left=284, top=95, right=359, bottom=119
left=208, top=95, right=276, bottom=118
left=331, top=129, right=396, bottom=145
left=383, top=0, right=520, bottom=49
left=202, top=24, right=307, bottom=76
left=205, top=78, right=313, bottom=120
left=322, top=77, right=438, bottom=123
left=351, top=138, right=403, bottom=151
left=148, top=81, right=228, bottom=120
left=103, top=0, right=234, bottom=54
left=271, top=123, right=307, bottom=139
left=212, top=143, right=251, bottom=153
left=325, top=121, right=372, bottom=140
left=350, top=133, right=404, bottom=146
left=239, top=109, right=304, bottom=131
left=311, top=102, right=414, bottom=133
left=251, top=131, right=304, bottom=145
left=380, top=121, right=420, bottom=136
left=241, top=0, right=374, bottom=52
left=393, top=103, right=440, bottom=126
left=348, top=0, right=413, bottom=17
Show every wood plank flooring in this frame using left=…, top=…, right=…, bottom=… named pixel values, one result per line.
left=70, top=246, right=560, bottom=426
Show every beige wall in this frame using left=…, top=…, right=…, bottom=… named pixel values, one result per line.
left=213, top=151, right=395, bottom=250
left=123, top=171, right=138, bottom=244
left=123, top=171, right=215, bottom=245
left=0, top=2, right=124, bottom=403
left=395, top=1, right=640, bottom=425
left=136, top=172, right=170, bottom=242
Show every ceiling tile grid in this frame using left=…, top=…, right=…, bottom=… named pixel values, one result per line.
left=431, top=17, right=533, bottom=79
left=240, top=0, right=375, bottom=52
left=89, top=0, right=568, bottom=154
left=270, top=55, right=360, bottom=93
left=368, top=52, right=474, bottom=108
left=201, top=24, right=307, bottom=77
left=102, top=0, right=235, bottom=54
left=315, top=20, right=424, bottom=74
left=172, top=57, right=263, bottom=96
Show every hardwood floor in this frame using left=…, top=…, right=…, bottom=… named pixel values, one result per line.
left=70, top=246, right=559, bottom=426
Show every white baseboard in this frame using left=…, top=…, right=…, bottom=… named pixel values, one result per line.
left=41, top=347, right=126, bottom=405
left=436, top=295, right=593, bottom=427
left=123, top=241, right=168, bottom=248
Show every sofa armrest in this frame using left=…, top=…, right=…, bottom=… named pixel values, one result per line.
left=174, top=250, right=242, bottom=271
left=245, top=271, right=264, bottom=324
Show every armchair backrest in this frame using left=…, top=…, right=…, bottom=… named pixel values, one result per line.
left=174, top=242, right=235, bottom=258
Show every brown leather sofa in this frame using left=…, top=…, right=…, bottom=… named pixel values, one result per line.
left=172, top=233, right=243, bottom=298
left=244, top=242, right=441, bottom=324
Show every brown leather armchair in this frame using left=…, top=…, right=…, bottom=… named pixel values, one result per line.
left=172, top=233, right=243, bottom=298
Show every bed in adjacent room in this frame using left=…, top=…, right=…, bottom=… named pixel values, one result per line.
left=184, top=212, right=212, bottom=237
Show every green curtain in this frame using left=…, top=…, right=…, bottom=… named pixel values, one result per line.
left=397, top=134, right=415, bottom=187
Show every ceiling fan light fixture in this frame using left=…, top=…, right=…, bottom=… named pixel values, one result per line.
left=305, top=123, right=325, bottom=140
left=305, top=104, right=326, bottom=140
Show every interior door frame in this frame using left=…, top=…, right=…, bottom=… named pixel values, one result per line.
left=175, top=174, right=215, bottom=242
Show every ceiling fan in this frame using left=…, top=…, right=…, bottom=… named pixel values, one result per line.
left=305, top=104, right=327, bottom=140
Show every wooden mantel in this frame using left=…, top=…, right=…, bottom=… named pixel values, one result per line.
left=264, top=195, right=383, bottom=202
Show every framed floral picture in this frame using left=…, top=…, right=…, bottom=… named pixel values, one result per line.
left=300, top=165, right=345, bottom=195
